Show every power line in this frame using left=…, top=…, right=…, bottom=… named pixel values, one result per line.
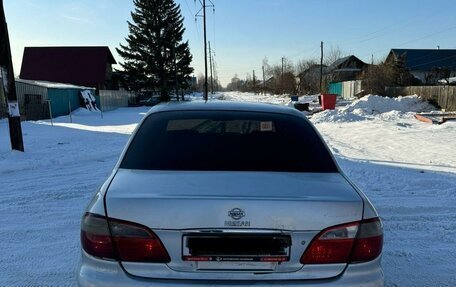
left=290, top=44, right=321, bottom=59
left=183, top=0, right=194, bottom=21
left=354, top=13, right=428, bottom=44
left=359, top=25, right=456, bottom=60
left=396, top=25, right=456, bottom=47
left=212, top=1, right=216, bottom=53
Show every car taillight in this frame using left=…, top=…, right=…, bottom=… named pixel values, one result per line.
left=300, top=218, right=383, bottom=264
left=350, top=218, right=383, bottom=263
left=81, top=213, right=170, bottom=263
left=81, top=213, right=116, bottom=259
left=109, top=218, right=171, bottom=263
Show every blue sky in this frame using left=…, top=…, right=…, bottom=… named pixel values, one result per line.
left=4, top=0, right=456, bottom=86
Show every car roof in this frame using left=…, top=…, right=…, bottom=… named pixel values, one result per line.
left=148, top=101, right=304, bottom=117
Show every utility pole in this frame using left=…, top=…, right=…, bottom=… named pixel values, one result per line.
left=262, top=65, right=265, bottom=95
left=196, top=0, right=214, bottom=101
left=252, top=70, right=256, bottom=94
left=209, top=41, right=214, bottom=94
left=0, top=0, right=24, bottom=152
left=371, top=54, right=374, bottom=65
left=203, top=0, right=208, bottom=100
left=281, top=57, right=285, bottom=94
left=173, top=44, right=179, bottom=101
left=320, top=41, right=324, bottom=94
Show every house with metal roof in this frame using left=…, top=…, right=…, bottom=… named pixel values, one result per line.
left=325, top=55, right=369, bottom=83
left=385, top=49, right=456, bottom=84
left=0, top=78, right=95, bottom=120
left=19, top=46, right=117, bottom=91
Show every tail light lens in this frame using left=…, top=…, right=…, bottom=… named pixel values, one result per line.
left=81, top=213, right=116, bottom=260
left=81, top=213, right=170, bottom=263
left=350, top=218, right=383, bottom=263
left=109, top=218, right=171, bottom=263
left=300, top=218, right=383, bottom=264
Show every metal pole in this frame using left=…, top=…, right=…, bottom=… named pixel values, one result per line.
left=46, top=100, right=53, bottom=126
left=173, top=45, right=179, bottom=101
left=68, top=95, right=72, bottom=123
left=203, top=0, right=208, bottom=101
left=209, top=41, right=214, bottom=94
left=0, top=0, right=24, bottom=151
left=253, top=70, right=256, bottom=94
left=281, top=57, right=284, bottom=94
left=320, top=41, right=324, bottom=94
left=262, top=65, right=265, bottom=95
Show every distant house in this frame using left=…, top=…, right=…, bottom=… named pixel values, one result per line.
left=20, top=46, right=117, bottom=91
left=326, top=55, right=369, bottom=83
left=298, top=64, right=327, bottom=94
left=385, top=49, right=456, bottom=84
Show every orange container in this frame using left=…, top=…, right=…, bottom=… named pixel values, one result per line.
left=321, top=94, right=337, bottom=110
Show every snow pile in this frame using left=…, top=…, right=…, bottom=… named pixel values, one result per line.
left=438, top=77, right=456, bottom=84
left=312, top=95, right=435, bottom=123
left=298, top=94, right=319, bottom=103
left=345, top=94, right=435, bottom=114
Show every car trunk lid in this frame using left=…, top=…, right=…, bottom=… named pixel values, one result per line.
left=105, top=169, right=363, bottom=280
left=106, top=169, right=362, bottom=231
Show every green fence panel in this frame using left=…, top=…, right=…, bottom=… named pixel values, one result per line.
left=328, top=82, right=343, bottom=96
left=47, top=88, right=83, bottom=118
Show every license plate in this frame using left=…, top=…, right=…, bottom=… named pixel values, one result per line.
left=182, top=234, right=291, bottom=263
left=196, top=261, right=276, bottom=271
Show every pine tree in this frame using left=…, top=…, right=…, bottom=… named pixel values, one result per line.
left=117, top=0, right=193, bottom=101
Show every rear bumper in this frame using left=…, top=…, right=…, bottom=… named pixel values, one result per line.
left=77, top=253, right=384, bottom=287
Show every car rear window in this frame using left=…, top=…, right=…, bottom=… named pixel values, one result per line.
left=120, top=110, right=338, bottom=172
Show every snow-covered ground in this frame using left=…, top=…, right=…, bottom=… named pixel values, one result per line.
left=1, top=93, right=455, bottom=286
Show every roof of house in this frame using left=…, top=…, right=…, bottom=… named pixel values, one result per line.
left=326, top=55, right=367, bottom=72
left=16, top=78, right=95, bottom=90
left=298, top=64, right=328, bottom=77
left=19, top=46, right=116, bottom=88
left=389, top=49, right=456, bottom=71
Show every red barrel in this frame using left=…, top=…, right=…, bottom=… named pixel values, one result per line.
left=321, top=94, right=337, bottom=110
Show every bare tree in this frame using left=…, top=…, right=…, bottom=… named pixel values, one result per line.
left=264, top=57, right=296, bottom=94
left=324, top=46, right=346, bottom=66
left=361, top=64, right=394, bottom=95
left=196, top=73, right=205, bottom=92
left=296, top=58, right=323, bottom=95
left=262, top=57, right=271, bottom=76
left=296, top=59, right=318, bottom=75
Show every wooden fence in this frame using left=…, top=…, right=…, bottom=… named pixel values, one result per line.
left=98, top=90, right=135, bottom=112
left=385, top=86, right=456, bottom=111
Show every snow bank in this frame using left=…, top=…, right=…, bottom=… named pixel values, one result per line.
left=438, top=77, right=456, bottom=84
left=312, top=95, right=435, bottom=123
